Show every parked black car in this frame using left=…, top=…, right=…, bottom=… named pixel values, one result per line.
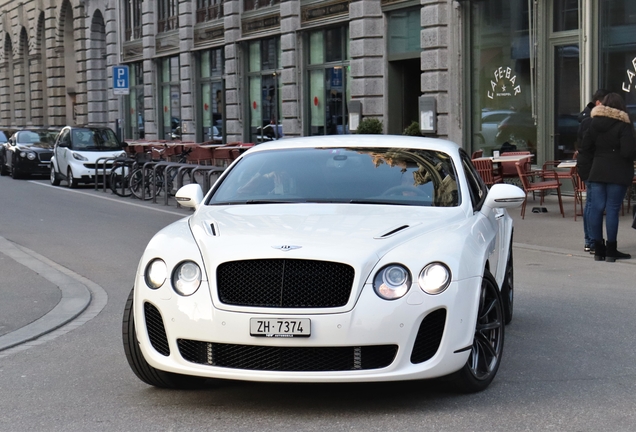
left=0, top=128, right=60, bottom=179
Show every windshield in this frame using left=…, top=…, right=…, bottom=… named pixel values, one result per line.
left=18, top=130, right=58, bottom=145
left=71, top=128, right=121, bottom=150
left=208, top=147, right=459, bottom=207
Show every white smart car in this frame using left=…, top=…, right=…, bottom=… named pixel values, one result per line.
left=123, top=135, right=525, bottom=392
left=50, top=125, right=127, bottom=188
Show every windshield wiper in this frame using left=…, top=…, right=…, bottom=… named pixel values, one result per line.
left=245, top=199, right=299, bottom=204
left=348, top=200, right=410, bottom=205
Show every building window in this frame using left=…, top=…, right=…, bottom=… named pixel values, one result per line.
left=158, top=56, right=181, bottom=140
left=306, top=27, right=350, bottom=136
left=469, top=0, right=534, bottom=157
left=197, top=0, right=223, bottom=23
left=123, top=0, right=142, bottom=40
left=244, top=0, right=280, bottom=12
left=158, top=0, right=179, bottom=32
left=247, top=37, right=282, bottom=143
left=198, top=48, right=224, bottom=143
left=125, top=62, right=144, bottom=140
left=600, top=0, right=636, bottom=114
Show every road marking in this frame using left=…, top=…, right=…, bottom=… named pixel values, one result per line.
left=29, top=181, right=188, bottom=217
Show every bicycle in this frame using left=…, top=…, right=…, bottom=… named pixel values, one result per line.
left=127, top=146, right=194, bottom=200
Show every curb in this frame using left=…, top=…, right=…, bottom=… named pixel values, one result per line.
left=0, top=236, right=92, bottom=351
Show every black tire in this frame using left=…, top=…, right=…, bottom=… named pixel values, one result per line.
left=449, top=269, right=504, bottom=393
left=67, top=168, right=79, bottom=188
left=11, top=166, right=21, bottom=179
left=501, top=236, right=514, bottom=325
left=50, top=165, right=61, bottom=186
left=122, top=288, right=208, bottom=389
left=130, top=168, right=155, bottom=200
left=0, top=154, right=8, bottom=176
left=109, top=166, right=132, bottom=197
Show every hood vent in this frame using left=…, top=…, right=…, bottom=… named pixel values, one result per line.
left=375, top=225, right=410, bottom=239
left=206, top=222, right=218, bottom=236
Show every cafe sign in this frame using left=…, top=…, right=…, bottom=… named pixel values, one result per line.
left=622, top=57, right=636, bottom=92
left=488, top=66, right=522, bottom=99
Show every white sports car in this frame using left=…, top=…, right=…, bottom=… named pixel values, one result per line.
left=123, top=135, right=525, bottom=392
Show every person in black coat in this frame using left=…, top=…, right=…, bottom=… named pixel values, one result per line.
left=580, top=93, right=636, bottom=262
left=577, top=89, right=609, bottom=253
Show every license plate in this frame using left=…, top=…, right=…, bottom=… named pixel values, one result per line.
left=250, top=318, right=311, bottom=338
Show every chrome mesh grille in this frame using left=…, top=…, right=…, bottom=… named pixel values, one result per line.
left=216, top=259, right=355, bottom=308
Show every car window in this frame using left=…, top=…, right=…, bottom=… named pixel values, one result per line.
left=209, top=147, right=460, bottom=207
left=0, top=132, right=7, bottom=142
left=19, top=131, right=56, bottom=144
left=71, top=128, right=121, bottom=150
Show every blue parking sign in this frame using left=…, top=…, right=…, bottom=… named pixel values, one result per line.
left=113, top=65, right=130, bottom=95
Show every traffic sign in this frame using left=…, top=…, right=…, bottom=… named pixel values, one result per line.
left=113, top=65, right=130, bottom=95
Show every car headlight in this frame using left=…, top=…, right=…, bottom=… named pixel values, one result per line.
left=19, top=151, right=36, bottom=160
left=373, top=264, right=411, bottom=300
left=172, top=261, right=202, bottom=296
left=145, top=259, right=167, bottom=289
left=418, top=262, right=451, bottom=295
left=118, top=152, right=127, bottom=158
left=72, top=152, right=88, bottom=161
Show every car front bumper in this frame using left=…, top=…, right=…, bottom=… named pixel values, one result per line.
left=133, top=276, right=481, bottom=383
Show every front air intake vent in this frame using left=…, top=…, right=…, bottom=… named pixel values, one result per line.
left=410, top=309, right=446, bottom=364
left=177, top=340, right=398, bottom=371
left=144, top=302, right=170, bottom=356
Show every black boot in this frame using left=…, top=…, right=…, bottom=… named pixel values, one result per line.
left=606, top=241, right=631, bottom=263
left=594, top=240, right=605, bottom=261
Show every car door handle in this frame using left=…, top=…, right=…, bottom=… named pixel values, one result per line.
left=495, top=213, right=504, bottom=220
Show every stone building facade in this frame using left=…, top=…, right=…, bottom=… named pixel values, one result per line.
left=0, top=0, right=460, bottom=146
left=4, top=0, right=631, bottom=169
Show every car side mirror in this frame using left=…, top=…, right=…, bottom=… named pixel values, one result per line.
left=58, top=141, right=69, bottom=148
left=481, top=183, right=525, bottom=214
left=175, top=184, right=204, bottom=209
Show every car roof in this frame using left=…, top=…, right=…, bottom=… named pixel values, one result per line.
left=244, top=135, right=462, bottom=154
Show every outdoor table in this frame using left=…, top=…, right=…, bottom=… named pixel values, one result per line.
left=557, top=160, right=577, bottom=169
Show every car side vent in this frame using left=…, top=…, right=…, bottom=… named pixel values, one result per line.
left=210, top=223, right=217, bottom=236
left=375, top=225, right=410, bottom=239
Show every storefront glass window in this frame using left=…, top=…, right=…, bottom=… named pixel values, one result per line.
left=158, top=56, right=181, bottom=140
left=600, top=0, right=636, bottom=120
left=125, top=62, right=144, bottom=140
left=469, top=0, right=535, bottom=157
left=247, top=38, right=282, bottom=143
left=198, top=48, right=224, bottom=143
left=306, top=27, right=350, bottom=136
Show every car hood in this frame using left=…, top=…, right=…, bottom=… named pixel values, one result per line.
left=189, top=203, right=465, bottom=275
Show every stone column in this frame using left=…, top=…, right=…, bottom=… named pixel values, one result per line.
left=141, top=0, right=157, bottom=140
left=280, top=0, right=301, bottom=138
left=421, top=0, right=449, bottom=138
left=178, top=0, right=195, bottom=142
left=73, top=2, right=89, bottom=126
left=349, top=0, right=385, bottom=129
left=224, top=0, right=241, bottom=143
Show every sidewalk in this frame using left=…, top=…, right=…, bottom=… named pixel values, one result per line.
left=510, top=192, right=636, bottom=262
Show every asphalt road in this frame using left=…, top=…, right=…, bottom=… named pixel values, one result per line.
left=1, top=175, right=636, bottom=431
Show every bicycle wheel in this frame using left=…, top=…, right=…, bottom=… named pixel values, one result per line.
left=129, top=168, right=155, bottom=200
left=109, top=165, right=132, bottom=197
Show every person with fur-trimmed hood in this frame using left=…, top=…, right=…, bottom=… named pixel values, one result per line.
left=580, top=92, right=636, bottom=262
left=577, top=89, right=609, bottom=253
